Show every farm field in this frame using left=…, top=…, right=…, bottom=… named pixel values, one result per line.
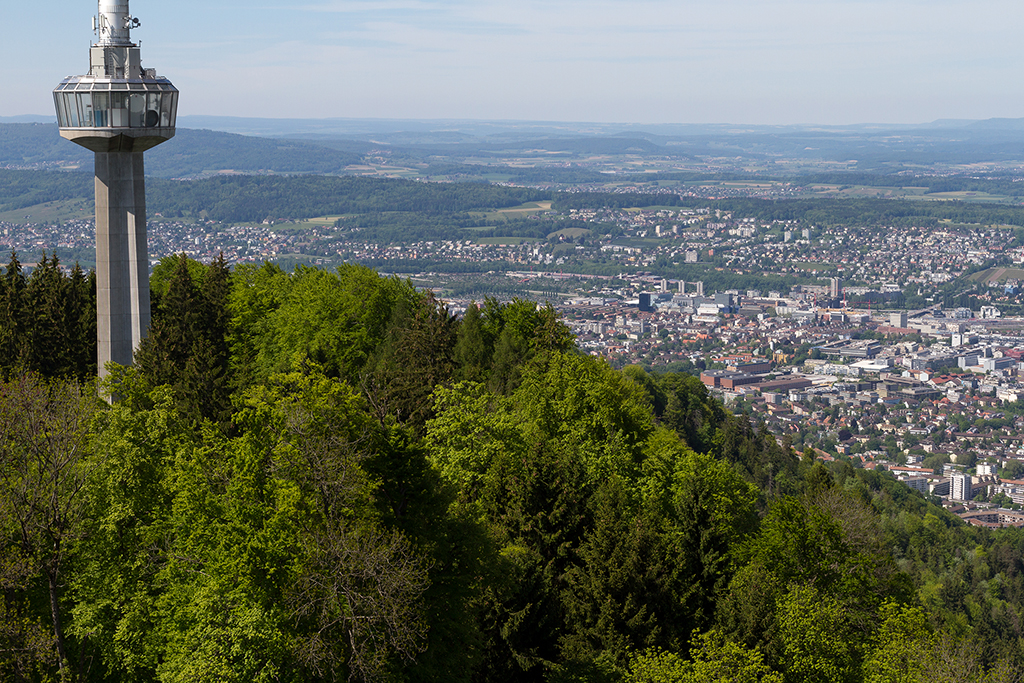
left=968, top=266, right=1024, bottom=284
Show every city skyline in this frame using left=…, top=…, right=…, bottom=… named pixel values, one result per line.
left=10, top=0, right=1024, bottom=126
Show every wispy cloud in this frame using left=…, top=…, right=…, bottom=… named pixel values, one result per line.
left=13, top=0, right=1024, bottom=123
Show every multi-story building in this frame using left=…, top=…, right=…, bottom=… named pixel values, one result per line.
left=950, top=473, right=973, bottom=501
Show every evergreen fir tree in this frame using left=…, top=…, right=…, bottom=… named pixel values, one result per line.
left=135, top=253, right=233, bottom=427
left=363, top=291, right=457, bottom=430
left=0, top=251, right=28, bottom=377
left=136, top=253, right=200, bottom=385
left=25, top=252, right=71, bottom=377
left=67, top=263, right=97, bottom=379
left=185, top=254, right=233, bottom=427
left=453, top=301, right=490, bottom=383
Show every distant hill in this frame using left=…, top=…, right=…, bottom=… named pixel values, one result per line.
left=146, top=128, right=365, bottom=177
left=964, top=118, right=1024, bottom=131
left=0, top=124, right=364, bottom=177
left=0, top=168, right=550, bottom=225
left=0, top=123, right=90, bottom=168
left=0, top=115, right=55, bottom=124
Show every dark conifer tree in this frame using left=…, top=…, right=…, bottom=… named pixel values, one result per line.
left=0, top=251, right=96, bottom=381
left=0, top=258, right=11, bottom=376
left=135, top=253, right=233, bottom=427
left=488, top=327, right=528, bottom=395
left=183, top=254, right=233, bottom=428
left=560, top=478, right=678, bottom=667
left=0, top=251, right=28, bottom=377
left=453, top=301, right=490, bottom=383
left=25, top=252, right=72, bottom=378
left=67, top=263, right=97, bottom=379
left=137, top=253, right=200, bottom=384
left=363, top=290, right=458, bottom=430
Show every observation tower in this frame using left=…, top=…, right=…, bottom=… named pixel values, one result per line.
left=53, top=0, right=178, bottom=378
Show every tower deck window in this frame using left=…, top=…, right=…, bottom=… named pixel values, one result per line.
left=53, top=80, right=178, bottom=129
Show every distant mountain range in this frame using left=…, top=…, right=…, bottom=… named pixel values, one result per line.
left=4, top=116, right=1024, bottom=177
left=0, top=115, right=55, bottom=124
left=114, top=115, right=1024, bottom=171
left=169, top=115, right=1024, bottom=139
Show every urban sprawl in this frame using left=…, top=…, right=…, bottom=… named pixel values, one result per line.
left=6, top=202, right=1024, bottom=528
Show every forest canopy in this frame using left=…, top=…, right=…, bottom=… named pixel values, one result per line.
left=2, top=256, right=1024, bottom=682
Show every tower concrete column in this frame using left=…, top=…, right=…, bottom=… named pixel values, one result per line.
left=94, top=151, right=150, bottom=370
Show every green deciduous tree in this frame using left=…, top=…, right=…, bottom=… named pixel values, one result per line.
left=242, top=264, right=419, bottom=384
left=862, top=601, right=932, bottom=683
left=777, top=585, right=857, bottom=683
left=0, top=374, right=98, bottom=680
left=626, top=630, right=781, bottom=683
left=721, top=488, right=913, bottom=668
left=77, top=365, right=466, bottom=682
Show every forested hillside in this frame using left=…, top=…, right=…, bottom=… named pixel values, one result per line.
left=0, top=123, right=91, bottom=167
left=0, top=124, right=364, bottom=177
left=145, top=128, right=365, bottom=177
left=3, top=255, right=1024, bottom=682
left=0, top=170, right=549, bottom=225
left=146, top=175, right=549, bottom=223
left=10, top=167, right=1024, bottom=238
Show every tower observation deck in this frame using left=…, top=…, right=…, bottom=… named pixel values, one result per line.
left=53, top=0, right=178, bottom=379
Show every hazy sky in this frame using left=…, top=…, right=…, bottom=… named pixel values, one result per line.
left=12, top=0, right=1024, bottom=124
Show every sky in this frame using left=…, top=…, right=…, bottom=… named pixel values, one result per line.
left=10, top=0, right=1024, bottom=125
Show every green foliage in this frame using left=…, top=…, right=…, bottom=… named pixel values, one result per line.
left=481, top=297, right=575, bottom=394
left=0, top=251, right=96, bottom=380
left=227, top=260, right=291, bottom=390
left=1001, top=460, right=1024, bottom=480
left=721, top=487, right=915, bottom=672
left=0, top=374, right=99, bottom=680
left=626, top=630, right=782, bottom=683
left=361, top=291, right=458, bottom=431
left=68, top=366, right=462, bottom=682
left=0, top=251, right=28, bottom=373
left=135, top=253, right=233, bottom=427
left=559, top=477, right=679, bottom=666
left=0, top=126, right=362, bottom=180
left=646, top=436, right=759, bottom=636
left=150, top=252, right=210, bottom=297
left=0, top=168, right=93, bottom=212
left=145, top=128, right=364, bottom=177
left=453, top=301, right=490, bottom=383
left=8, top=254, right=1024, bottom=682
left=429, top=355, right=656, bottom=679
left=511, top=353, right=653, bottom=482
left=148, top=174, right=547, bottom=223
left=777, top=585, right=857, bottom=683
left=238, top=264, right=418, bottom=383
left=655, top=372, right=724, bottom=455
left=428, top=356, right=769, bottom=681
left=862, top=602, right=932, bottom=683
left=627, top=648, right=688, bottom=683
